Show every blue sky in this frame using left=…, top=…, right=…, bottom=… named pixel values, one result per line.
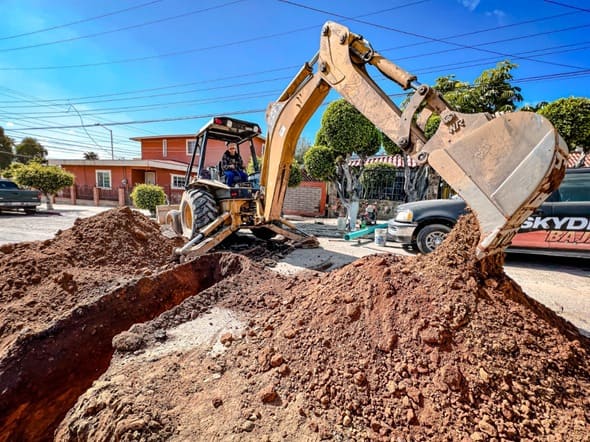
left=1, top=0, right=588, bottom=160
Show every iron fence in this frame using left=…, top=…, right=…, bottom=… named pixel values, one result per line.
left=360, top=168, right=409, bottom=202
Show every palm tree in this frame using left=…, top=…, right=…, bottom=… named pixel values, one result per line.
left=83, top=151, right=99, bottom=160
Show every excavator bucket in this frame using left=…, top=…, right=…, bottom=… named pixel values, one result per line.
left=426, top=111, right=568, bottom=259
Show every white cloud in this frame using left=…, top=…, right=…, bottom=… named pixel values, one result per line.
left=486, top=9, right=507, bottom=21
left=459, top=0, right=480, bottom=11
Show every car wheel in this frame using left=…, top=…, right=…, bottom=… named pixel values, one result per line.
left=416, top=224, right=452, bottom=254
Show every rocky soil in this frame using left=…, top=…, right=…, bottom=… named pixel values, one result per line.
left=0, top=208, right=589, bottom=441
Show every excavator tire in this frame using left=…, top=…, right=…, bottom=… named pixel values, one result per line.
left=165, top=209, right=182, bottom=235
left=251, top=226, right=276, bottom=240
left=179, top=188, right=219, bottom=239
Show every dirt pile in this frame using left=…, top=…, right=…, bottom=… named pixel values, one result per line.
left=56, top=215, right=590, bottom=441
left=0, top=206, right=181, bottom=353
left=0, top=207, right=186, bottom=441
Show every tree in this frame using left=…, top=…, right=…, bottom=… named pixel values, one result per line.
left=83, top=151, right=99, bottom=160
left=537, top=97, right=590, bottom=153
left=0, top=127, right=14, bottom=170
left=435, top=61, right=523, bottom=113
left=304, top=99, right=380, bottom=228
left=130, top=184, right=166, bottom=216
left=15, top=137, right=48, bottom=164
left=12, top=162, right=74, bottom=210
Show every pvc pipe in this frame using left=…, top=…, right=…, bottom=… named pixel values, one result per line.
left=343, top=223, right=388, bottom=240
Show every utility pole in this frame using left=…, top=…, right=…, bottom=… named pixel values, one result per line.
left=98, top=124, right=114, bottom=159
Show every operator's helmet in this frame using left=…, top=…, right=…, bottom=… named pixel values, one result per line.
left=366, top=204, right=375, bottom=213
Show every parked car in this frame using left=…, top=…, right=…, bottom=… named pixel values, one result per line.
left=388, top=168, right=590, bottom=258
left=0, top=179, right=42, bottom=214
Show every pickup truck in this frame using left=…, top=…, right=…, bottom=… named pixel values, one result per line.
left=388, top=168, right=590, bottom=258
left=0, top=179, right=42, bottom=214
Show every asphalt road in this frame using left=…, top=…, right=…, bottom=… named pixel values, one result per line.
left=1, top=204, right=588, bottom=337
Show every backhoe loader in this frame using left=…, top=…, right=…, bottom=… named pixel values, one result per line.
left=172, top=21, right=567, bottom=260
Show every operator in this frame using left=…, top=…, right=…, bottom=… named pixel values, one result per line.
left=221, top=142, right=248, bottom=186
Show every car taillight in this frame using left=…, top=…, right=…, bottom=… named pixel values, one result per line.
left=230, top=189, right=239, bottom=198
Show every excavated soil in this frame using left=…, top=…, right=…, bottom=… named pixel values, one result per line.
left=1, top=208, right=589, bottom=441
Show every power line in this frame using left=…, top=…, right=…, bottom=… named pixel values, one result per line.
left=0, top=3, right=427, bottom=71
left=278, top=0, right=589, bottom=70
left=544, top=0, right=590, bottom=13
left=0, top=0, right=247, bottom=53
left=4, top=39, right=589, bottom=120
left=8, top=67, right=589, bottom=133
left=0, top=0, right=164, bottom=41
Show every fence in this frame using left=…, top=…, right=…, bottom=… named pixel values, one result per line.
left=360, top=168, right=411, bottom=202
left=359, top=167, right=452, bottom=202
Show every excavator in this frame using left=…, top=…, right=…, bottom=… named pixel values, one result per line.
left=171, top=21, right=567, bottom=260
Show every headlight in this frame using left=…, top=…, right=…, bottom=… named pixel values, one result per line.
left=395, top=209, right=414, bottom=222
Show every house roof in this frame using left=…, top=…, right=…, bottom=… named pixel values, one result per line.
left=48, top=158, right=189, bottom=172
left=129, top=133, right=266, bottom=142
left=129, top=134, right=196, bottom=141
left=349, top=152, right=589, bottom=169
left=348, top=154, right=417, bottom=168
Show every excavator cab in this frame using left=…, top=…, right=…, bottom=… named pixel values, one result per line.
left=183, top=116, right=262, bottom=188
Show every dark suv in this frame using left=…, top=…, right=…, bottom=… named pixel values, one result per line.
left=387, top=168, right=590, bottom=258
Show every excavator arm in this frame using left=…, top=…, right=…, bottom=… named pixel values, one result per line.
left=260, top=21, right=567, bottom=259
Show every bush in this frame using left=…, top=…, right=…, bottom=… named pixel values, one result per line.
left=130, top=184, right=166, bottom=214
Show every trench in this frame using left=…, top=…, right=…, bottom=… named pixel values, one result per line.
left=0, top=253, right=246, bottom=442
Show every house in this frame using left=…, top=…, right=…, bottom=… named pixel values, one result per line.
left=50, top=132, right=265, bottom=205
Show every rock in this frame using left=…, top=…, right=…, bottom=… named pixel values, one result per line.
left=220, top=332, right=233, bottom=345
left=270, top=354, right=284, bottom=367
left=258, top=383, right=278, bottom=403
left=440, top=364, right=464, bottom=391
left=112, top=331, right=144, bottom=352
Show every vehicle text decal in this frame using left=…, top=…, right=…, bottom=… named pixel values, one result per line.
left=521, top=216, right=590, bottom=231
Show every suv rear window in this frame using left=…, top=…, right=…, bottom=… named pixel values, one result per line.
left=556, top=173, right=590, bottom=202
left=0, top=181, right=19, bottom=190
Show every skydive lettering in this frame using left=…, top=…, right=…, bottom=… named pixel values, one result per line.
left=521, top=216, right=590, bottom=231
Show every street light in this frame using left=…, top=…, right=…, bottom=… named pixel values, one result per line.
left=98, top=124, right=114, bottom=160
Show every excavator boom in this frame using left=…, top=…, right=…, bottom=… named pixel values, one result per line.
left=261, top=21, right=567, bottom=259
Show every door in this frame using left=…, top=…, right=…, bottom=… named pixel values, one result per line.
left=145, top=171, right=156, bottom=185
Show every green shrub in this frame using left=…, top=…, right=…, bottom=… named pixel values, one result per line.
left=130, top=184, right=166, bottom=214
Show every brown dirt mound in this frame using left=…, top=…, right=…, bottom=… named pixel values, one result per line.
left=56, top=214, right=590, bottom=441
left=0, top=207, right=182, bottom=353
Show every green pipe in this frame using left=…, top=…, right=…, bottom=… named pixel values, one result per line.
left=343, top=223, right=388, bottom=240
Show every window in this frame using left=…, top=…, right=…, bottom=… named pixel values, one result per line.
left=96, top=170, right=112, bottom=189
left=171, top=174, right=186, bottom=189
left=186, top=139, right=197, bottom=156
left=557, top=173, right=590, bottom=202
left=162, top=139, right=167, bottom=157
